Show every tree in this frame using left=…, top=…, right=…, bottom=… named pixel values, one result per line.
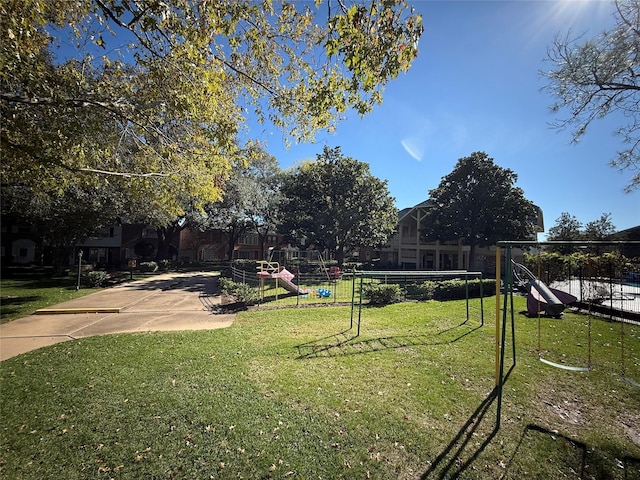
left=547, top=212, right=583, bottom=241
left=279, top=146, right=397, bottom=266
left=421, top=152, right=537, bottom=268
left=583, top=213, right=616, bottom=241
left=242, top=147, right=284, bottom=260
left=584, top=212, right=617, bottom=254
left=543, top=0, right=640, bottom=192
left=546, top=212, right=583, bottom=253
left=199, top=145, right=281, bottom=261
left=1, top=0, right=423, bottom=214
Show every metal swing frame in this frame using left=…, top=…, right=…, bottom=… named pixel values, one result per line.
left=495, top=240, right=640, bottom=428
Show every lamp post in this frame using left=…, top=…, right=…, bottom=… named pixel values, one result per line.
left=76, top=250, right=83, bottom=291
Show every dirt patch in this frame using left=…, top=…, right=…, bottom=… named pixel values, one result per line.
left=619, top=412, right=640, bottom=447
left=539, top=391, right=587, bottom=426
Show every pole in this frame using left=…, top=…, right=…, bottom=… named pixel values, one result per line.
left=76, top=250, right=83, bottom=290
left=465, top=276, right=469, bottom=322
left=357, top=274, right=364, bottom=336
left=350, top=270, right=356, bottom=329
left=495, top=247, right=501, bottom=385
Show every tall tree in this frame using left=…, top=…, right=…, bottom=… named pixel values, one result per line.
left=279, top=146, right=397, bottom=266
left=543, top=0, right=640, bottom=192
left=421, top=151, right=537, bottom=268
left=583, top=213, right=617, bottom=241
left=242, top=146, right=284, bottom=260
left=199, top=145, right=281, bottom=261
left=1, top=0, right=423, bottom=214
left=583, top=212, right=617, bottom=254
left=546, top=212, right=583, bottom=253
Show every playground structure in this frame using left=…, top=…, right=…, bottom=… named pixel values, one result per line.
left=349, top=270, right=487, bottom=336
left=495, top=241, right=640, bottom=427
left=511, top=259, right=577, bottom=317
left=256, top=260, right=311, bottom=299
left=242, top=261, right=491, bottom=318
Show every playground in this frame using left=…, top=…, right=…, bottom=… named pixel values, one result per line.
left=1, top=242, right=639, bottom=478
left=1, top=291, right=638, bottom=478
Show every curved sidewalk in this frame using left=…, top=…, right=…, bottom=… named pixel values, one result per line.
left=0, top=272, right=235, bottom=361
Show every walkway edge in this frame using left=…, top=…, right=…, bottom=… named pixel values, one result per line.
left=34, top=308, right=122, bottom=315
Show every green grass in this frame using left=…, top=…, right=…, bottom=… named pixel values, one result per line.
left=0, top=272, right=171, bottom=323
left=0, top=277, right=99, bottom=323
left=1, top=297, right=639, bottom=479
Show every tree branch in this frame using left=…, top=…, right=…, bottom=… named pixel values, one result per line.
left=78, top=167, right=169, bottom=177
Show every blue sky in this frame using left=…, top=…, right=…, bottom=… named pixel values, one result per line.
left=256, top=0, right=639, bottom=237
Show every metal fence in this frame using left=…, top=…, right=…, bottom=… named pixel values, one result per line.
left=231, top=263, right=355, bottom=306
left=229, top=264, right=492, bottom=309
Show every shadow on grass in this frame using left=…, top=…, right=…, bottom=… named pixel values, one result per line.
left=295, top=318, right=482, bottom=359
left=0, top=296, right=43, bottom=321
left=503, top=424, right=640, bottom=479
left=420, top=366, right=515, bottom=479
left=0, top=295, right=41, bottom=305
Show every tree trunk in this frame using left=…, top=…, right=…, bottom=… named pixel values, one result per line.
left=155, top=227, right=169, bottom=261
left=155, top=225, right=182, bottom=262
left=257, top=231, right=267, bottom=260
left=469, top=244, right=478, bottom=272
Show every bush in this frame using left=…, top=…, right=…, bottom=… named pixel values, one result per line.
left=219, top=277, right=260, bottom=305
left=232, top=283, right=261, bottom=305
left=233, top=259, right=259, bottom=272
left=218, top=277, right=235, bottom=292
left=139, top=261, right=158, bottom=273
left=431, top=278, right=496, bottom=300
left=86, top=270, right=108, bottom=287
left=158, top=259, right=171, bottom=271
left=363, top=283, right=404, bottom=305
left=405, top=281, right=437, bottom=300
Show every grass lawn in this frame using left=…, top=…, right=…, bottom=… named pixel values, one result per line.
left=0, top=272, right=171, bottom=324
left=0, top=297, right=639, bottom=479
left=0, top=277, right=99, bottom=324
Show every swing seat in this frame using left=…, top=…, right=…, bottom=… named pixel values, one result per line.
left=539, top=356, right=590, bottom=372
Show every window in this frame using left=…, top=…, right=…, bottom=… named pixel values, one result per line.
left=240, top=234, right=258, bottom=245
left=89, top=248, right=108, bottom=263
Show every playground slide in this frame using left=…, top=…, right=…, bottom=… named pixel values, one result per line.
left=270, top=268, right=311, bottom=295
left=512, top=260, right=577, bottom=317
left=276, top=275, right=311, bottom=295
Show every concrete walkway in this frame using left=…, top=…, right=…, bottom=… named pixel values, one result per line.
left=0, top=272, right=235, bottom=361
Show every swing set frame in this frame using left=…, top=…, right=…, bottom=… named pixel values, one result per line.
left=495, top=240, right=640, bottom=428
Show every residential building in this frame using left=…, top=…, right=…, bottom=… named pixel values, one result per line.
left=371, top=199, right=544, bottom=274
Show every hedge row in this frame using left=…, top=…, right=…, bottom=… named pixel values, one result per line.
left=365, top=278, right=496, bottom=305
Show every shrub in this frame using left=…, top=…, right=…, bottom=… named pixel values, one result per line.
left=158, top=259, right=171, bottom=271
left=233, top=259, right=259, bottom=272
left=231, top=283, right=261, bottom=305
left=218, top=277, right=260, bottom=305
left=431, top=278, right=496, bottom=300
left=86, top=270, right=108, bottom=287
left=218, top=277, right=235, bottom=292
left=405, top=281, right=437, bottom=300
left=363, top=283, right=404, bottom=305
left=139, top=261, right=158, bottom=273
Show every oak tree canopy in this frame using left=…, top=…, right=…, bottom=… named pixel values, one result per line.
left=1, top=0, right=423, bottom=216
